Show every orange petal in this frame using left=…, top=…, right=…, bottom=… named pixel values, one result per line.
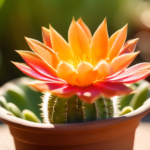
left=68, top=18, right=90, bottom=58
left=110, top=52, right=140, bottom=74
left=77, top=18, right=92, bottom=43
left=42, top=27, right=52, bottom=48
left=90, top=18, right=109, bottom=61
left=118, top=38, right=139, bottom=56
left=50, top=25, right=73, bottom=61
left=28, top=81, right=66, bottom=92
left=25, top=37, right=59, bottom=69
left=28, top=81, right=51, bottom=92
left=94, top=60, right=112, bottom=78
left=109, top=24, right=128, bottom=62
left=57, top=62, right=77, bottom=85
left=76, top=62, right=96, bottom=87
left=16, top=50, right=57, bottom=78
left=108, top=29, right=121, bottom=51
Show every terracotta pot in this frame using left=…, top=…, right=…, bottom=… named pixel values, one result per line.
left=0, top=99, right=150, bottom=150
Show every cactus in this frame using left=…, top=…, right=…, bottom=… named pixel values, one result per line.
left=7, top=102, right=22, bottom=118
left=119, top=106, right=134, bottom=116
left=4, top=84, right=31, bottom=111
left=0, top=94, right=41, bottom=122
left=119, top=83, right=137, bottom=110
left=41, top=92, right=115, bottom=124
left=0, top=96, right=8, bottom=109
left=129, top=82, right=150, bottom=110
left=1, top=78, right=150, bottom=124
left=22, top=109, right=41, bottom=123
left=1, top=77, right=43, bottom=121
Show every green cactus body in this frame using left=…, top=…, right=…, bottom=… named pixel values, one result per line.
left=119, top=106, right=134, bottom=116
left=22, top=109, right=41, bottom=123
left=0, top=96, right=8, bottom=109
left=4, top=84, right=31, bottom=111
left=7, top=102, right=22, bottom=118
left=129, top=82, right=149, bottom=110
left=41, top=92, right=115, bottom=124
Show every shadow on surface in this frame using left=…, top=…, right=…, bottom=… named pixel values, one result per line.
left=141, top=113, right=150, bottom=122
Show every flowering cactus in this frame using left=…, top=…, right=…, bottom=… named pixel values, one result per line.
left=12, top=18, right=150, bottom=123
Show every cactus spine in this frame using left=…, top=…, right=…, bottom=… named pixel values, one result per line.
left=41, top=92, right=115, bottom=124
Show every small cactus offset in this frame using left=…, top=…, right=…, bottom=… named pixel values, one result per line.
left=41, top=92, right=115, bottom=124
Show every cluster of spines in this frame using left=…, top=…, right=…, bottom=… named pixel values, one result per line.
left=41, top=92, right=114, bottom=124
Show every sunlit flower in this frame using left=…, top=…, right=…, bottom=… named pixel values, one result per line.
left=13, top=18, right=150, bottom=103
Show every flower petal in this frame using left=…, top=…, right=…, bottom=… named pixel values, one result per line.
left=108, top=29, right=121, bottom=51
left=94, top=82, right=133, bottom=97
left=77, top=18, right=92, bottom=43
left=76, top=62, right=97, bottom=87
left=68, top=18, right=90, bottom=58
left=16, top=51, right=58, bottom=79
left=25, top=37, right=59, bottom=68
left=49, top=84, right=79, bottom=98
left=42, top=27, right=52, bottom=48
left=110, top=52, right=139, bottom=74
left=108, top=63, right=150, bottom=81
left=57, top=62, right=77, bottom=85
left=112, top=70, right=150, bottom=83
left=94, top=60, right=112, bottom=78
left=12, top=62, right=56, bottom=82
left=50, top=25, right=73, bottom=61
left=109, top=24, right=128, bottom=62
left=76, top=84, right=102, bottom=103
left=90, top=18, right=108, bottom=61
left=28, top=81, right=66, bottom=92
left=118, top=38, right=139, bottom=56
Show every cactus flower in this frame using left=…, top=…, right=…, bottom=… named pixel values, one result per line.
left=13, top=18, right=150, bottom=103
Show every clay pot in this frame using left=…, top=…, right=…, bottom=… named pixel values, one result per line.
left=0, top=99, right=150, bottom=150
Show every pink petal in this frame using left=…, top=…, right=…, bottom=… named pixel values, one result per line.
left=76, top=84, right=102, bottom=103
left=16, top=51, right=58, bottom=79
left=12, top=62, right=62, bottom=82
left=107, top=63, right=150, bottom=81
left=118, top=38, right=139, bottom=56
left=94, top=82, right=133, bottom=97
left=50, top=84, right=79, bottom=98
left=112, top=70, right=150, bottom=83
left=28, top=81, right=67, bottom=92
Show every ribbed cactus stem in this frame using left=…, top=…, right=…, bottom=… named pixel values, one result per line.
left=67, top=96, right=83, bottom=123
left=82, top=102, right=96, bottom=121
left=105, top=98, right=114, bottom=118
left=41, top=92, right=115, bottom=124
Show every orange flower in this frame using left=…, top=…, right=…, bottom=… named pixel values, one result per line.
left=13, top=18, right=150, bottom=103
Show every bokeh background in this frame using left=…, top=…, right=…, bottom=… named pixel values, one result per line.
left=0, top=1, right=150, bottom=149
left=0, top=0, right=150, bottom=84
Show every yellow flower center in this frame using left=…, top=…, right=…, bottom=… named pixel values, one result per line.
left=67, top=55, right=98, bottom=69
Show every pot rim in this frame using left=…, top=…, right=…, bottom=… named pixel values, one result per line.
left=0, top=98, right=150, bottom=134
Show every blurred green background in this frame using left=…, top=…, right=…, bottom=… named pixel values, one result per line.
left=0, top=0, right=150, bottom=85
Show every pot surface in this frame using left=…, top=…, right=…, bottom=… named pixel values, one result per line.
left=0, top=98, right=150, bottom=150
